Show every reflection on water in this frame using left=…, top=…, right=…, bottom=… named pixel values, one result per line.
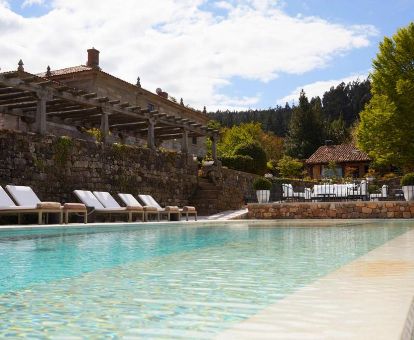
left=0, top=221, right=412, bottom=338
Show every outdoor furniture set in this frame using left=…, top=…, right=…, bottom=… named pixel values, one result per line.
left=282, top=181, right=389, bottom=202
left=0, top=185, right=196, bottom=225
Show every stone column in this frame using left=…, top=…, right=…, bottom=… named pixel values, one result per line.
left=147, top=118, right=155, bottom=150
left=100, top=111, right=109, bottom=144
left=35, top=90, right=51, bottom=135
left=211, top=134, right=218, bottom=162
left=181, top=129, right=189, bottom=153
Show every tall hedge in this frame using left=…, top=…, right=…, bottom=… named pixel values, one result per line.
left=234, top=142, right=267, bottom=174
left=221, top=155, right=255, bottom=173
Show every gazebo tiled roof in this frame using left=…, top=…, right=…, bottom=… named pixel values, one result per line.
left=37, top=65, right=92, bottom=77
left=306, top=144, right=371, bottom=164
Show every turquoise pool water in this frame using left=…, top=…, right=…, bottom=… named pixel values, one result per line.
left=0, top=220, right=412, bottom=338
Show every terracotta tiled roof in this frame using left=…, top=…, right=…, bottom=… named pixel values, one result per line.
left=36, top=65, right=92, bottom=77
left=36, top=64, right=209, bottom=123
left=306, top=144, right=371, bottom=164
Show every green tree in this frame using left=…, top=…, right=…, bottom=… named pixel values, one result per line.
left=326, top=114, right=350, bottom=144
left=276, top=155, right=303, bottom=178
left=357, top=22, right=414, bottom=169
left=234, top=142, right=267, bottom=174
left=217, top=122, right=262, bottom=156
left=284, top=91, right=325, bottom=159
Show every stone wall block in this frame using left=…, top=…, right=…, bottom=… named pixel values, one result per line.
left=248, top=201, right=414, bottom=220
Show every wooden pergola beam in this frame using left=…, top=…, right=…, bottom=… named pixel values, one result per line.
left=0, top=87, right=20, bottom=94
left=0, top=100, right=37, bottom=109
left=48, top=108, right=100, bottom=117
left=83, top=92, right=97, bottom=99
left=0, top=91, right=33, bottom=100
left=111, top=122, right=148, bottom=130
left=0, top=96, right=36, bottom=105
left=0, top=73, right=213, bottom=139
left=156, top=133, right=184, bottom=140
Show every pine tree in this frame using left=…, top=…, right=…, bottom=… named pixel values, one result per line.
left=284, top=90, right=325, bottom=159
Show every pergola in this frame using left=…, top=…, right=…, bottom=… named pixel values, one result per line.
left=0, top=67, right=219, bottom=159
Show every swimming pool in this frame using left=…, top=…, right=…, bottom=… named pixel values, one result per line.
left=0, top=220, right=413, bottom=338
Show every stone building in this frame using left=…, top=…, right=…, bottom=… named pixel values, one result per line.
left=306, top=143, right=371, bottom=179
left=0, top=48, right=213, bottom=157
left=39, top=48, right=210, bottom=156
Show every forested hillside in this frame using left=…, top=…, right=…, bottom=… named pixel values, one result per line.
left=208, top=79, right=371, bottom=138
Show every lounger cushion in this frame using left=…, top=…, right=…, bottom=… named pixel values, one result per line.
left=6, top=185, right=41, bottom=206
left=143, top=206, right=158, bottom=212
left=182, top=206, right=196, bottom=212
left=0, top=186, right=16, bottom=208
left=73, top=190, right=105, bottom=209
left=63, top=203, right=87, bottom=211
left=126, top=205, right=144, bottom=211
left=36, top=202, right=61, bottom=209
left=118, top=193, right=143, bottom=208
left=165, top=206, right=180, bottom=212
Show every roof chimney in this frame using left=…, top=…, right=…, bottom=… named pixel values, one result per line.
left=86, top=48, right=100, bottom=69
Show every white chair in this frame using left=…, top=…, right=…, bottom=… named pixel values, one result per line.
left=311, top=184, right=335, bottom=200
left=74, top=190, right=133, bottom=222
left=5, top=185, right=63, bottom=224
left=334, top=184, right=353, bottom=199
left=94, top=191, right=145, bottom=222
left=370, top=185, right=388, bottom=201
left=118, top=193, right=159, bottom=221
left=138, top=194, right=197, bottom=221
left=0, top=186, right=44, bottom=224
left=282, top=184, right=305, bottom=201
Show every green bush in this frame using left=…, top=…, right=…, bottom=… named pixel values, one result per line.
left=234, top=142, right=267, bottom=174
left=253, top=177, right=272, bottom=190
left=401, top=173, right=414, bottom=186
left=276, top=156, right=303, bottom=178
left=221, top=155, right=255, bottom=173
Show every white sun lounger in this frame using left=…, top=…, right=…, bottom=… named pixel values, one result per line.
left=74, top=190, right=135, bottom=222
left=4, top=185, right=63, bottom=224
left=118, top=193, right=159, bottom=221
left=0, top=186, right=44, bottom=224
left=138, top=194, right=197, bottom=221
left=93, top=191, right=144, bottom=222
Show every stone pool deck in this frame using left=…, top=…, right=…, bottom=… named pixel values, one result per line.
left=217, top=228, right=414, bottom=340
left=248, top=201, right=414, bottom=219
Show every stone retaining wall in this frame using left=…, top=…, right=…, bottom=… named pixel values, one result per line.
left=248, top=201, right=414, bottom=219
left=0, top=130, right=198, bottom=206
left=219, top=167, right=259, bottom=210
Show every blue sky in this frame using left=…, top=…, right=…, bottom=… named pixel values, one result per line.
left=1, top=0, right=413, bottom=110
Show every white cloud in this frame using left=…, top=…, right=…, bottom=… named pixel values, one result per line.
left=277, top=73, right=369, bottom=105
left=0, top=1, right=376, bottom=110
left=22, top=0, right=44, bottom=8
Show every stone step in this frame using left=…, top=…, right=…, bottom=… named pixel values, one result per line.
left=190, top=198, right=221, bottom=214
left=191, top=190, right=220, bottom=199
left=190, top=178, right=227, bottom=215
left=197, top=182, right=221, bottom=190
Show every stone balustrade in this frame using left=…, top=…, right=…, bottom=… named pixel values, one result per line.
left=248, top=201, right=414, bottom=219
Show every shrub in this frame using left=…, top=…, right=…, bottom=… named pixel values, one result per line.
left=221, top=155, right=255, bottom=173
left=276, top=156, right=303, bottom=178
left=368, top=183, right=380, bottom=194
left=253, top=177, right=272, bottom=190
left=53, top=136, right=73, bottom=167
left=234, top=142, right=267, bottom=174
left=401, top=173, right=414, bottom=186
left=381, top=172, right=398, bottom=180
left=266, top=159, right=278, bottom=173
